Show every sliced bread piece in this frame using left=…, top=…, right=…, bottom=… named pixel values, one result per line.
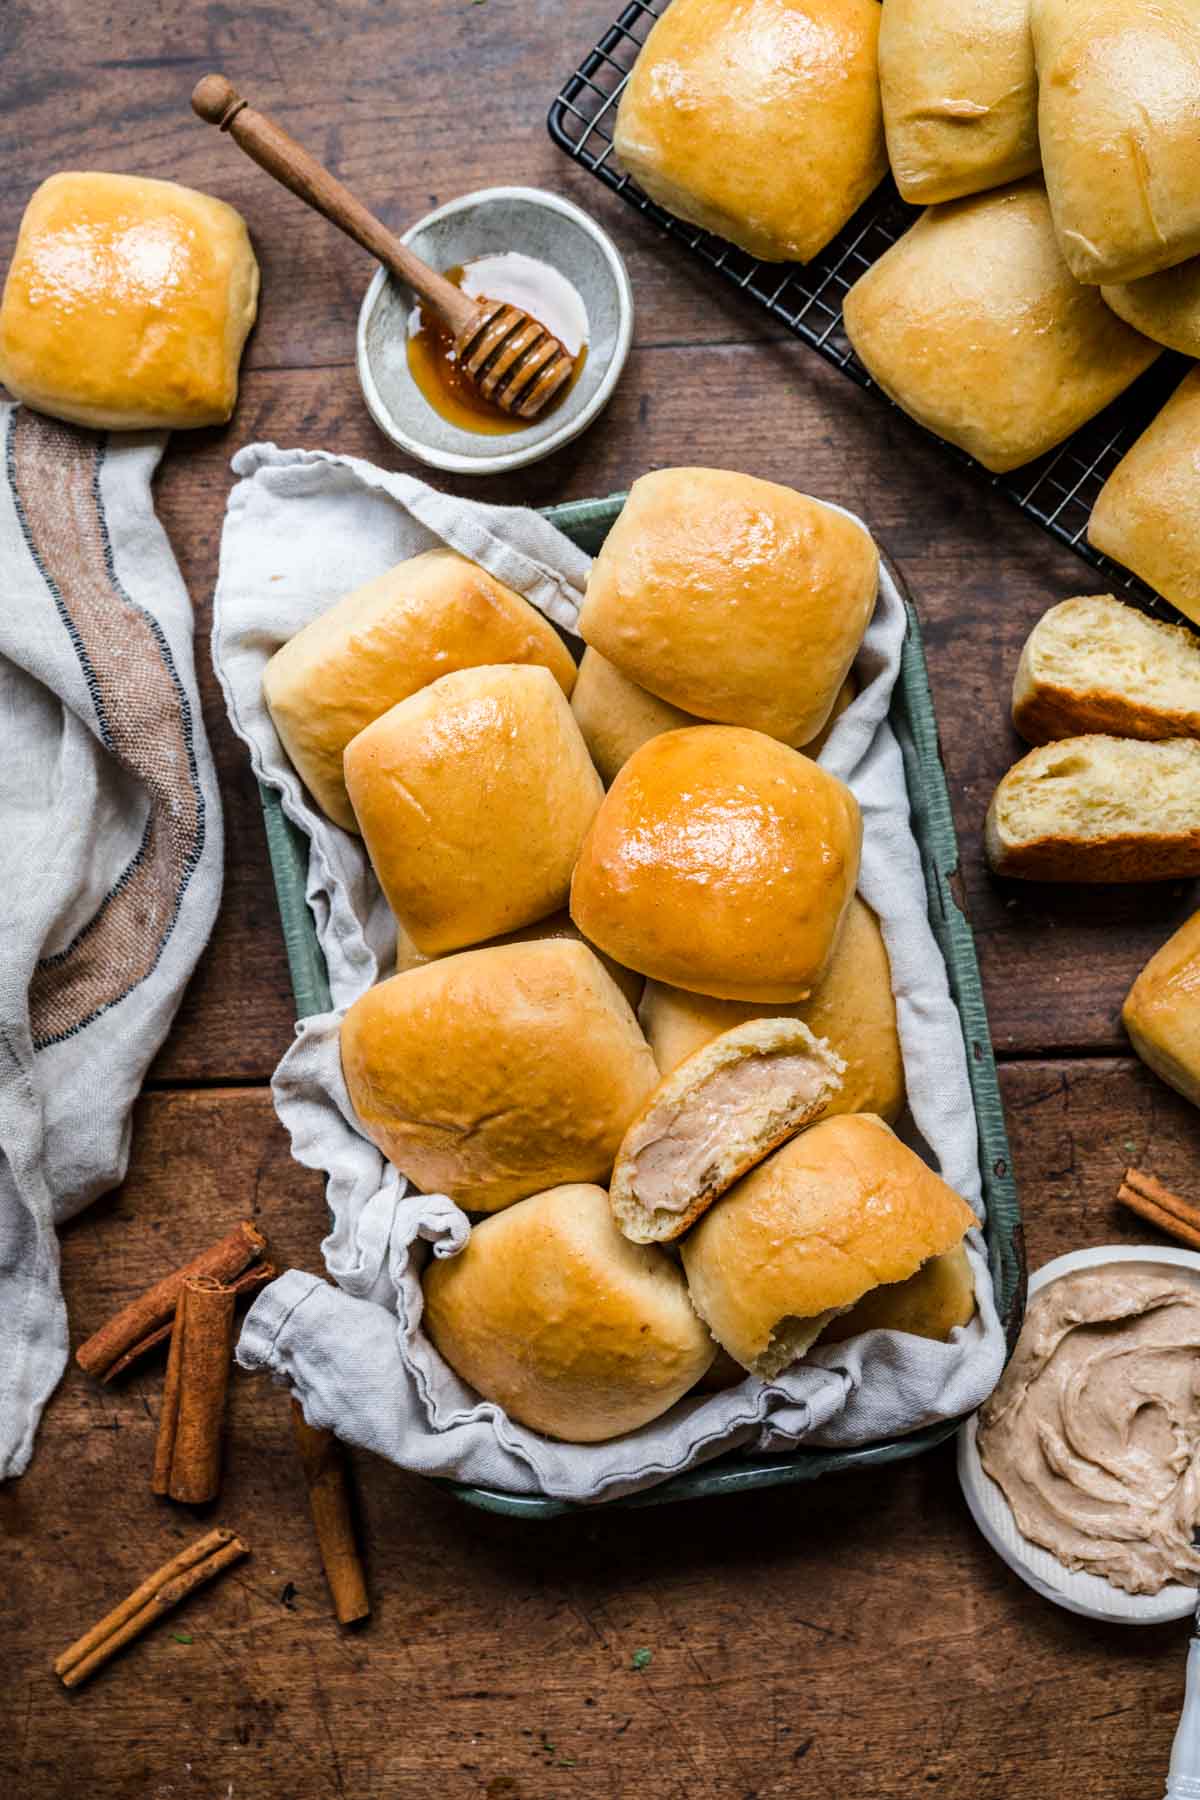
left=609, top=1017, right=845, bottom=1245
left=985, top=735, right=1200, bottom=882
left=1012, top=595, right=1200, bottom=745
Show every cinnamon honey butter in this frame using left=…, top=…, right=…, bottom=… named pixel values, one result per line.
left=977, top=1266, right=1200, bottom=1595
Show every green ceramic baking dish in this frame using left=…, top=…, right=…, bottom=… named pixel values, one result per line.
left=256, top=492, right=1026, bottom=1517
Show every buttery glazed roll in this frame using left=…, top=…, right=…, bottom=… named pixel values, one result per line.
left=1088, top=370, right=1200, bottom=627
left=843, top=180, right=1160, bottom=473
left=571, top=650, right=858, bottom=786
left=1122, top=911, right=1200, bottom=1108
left=421, top=1185, right=716, bottom=1442
left=613, top=0, right=886, bottom=264
left=1032, top=0, right=1200, bottom=284
left=681, top=1114, right=977, bottom=1375
left=340, top=940, right=659, bottom=1212
left=570, top=649, right=698, bottom=786
left=579, top=470, right=877, bottom=746
left=393, top=908, right=645, bottom=1010
left=638, top=895, right=904, bottom=1122
left=1103, top=260, right=1200, bottom=359
left=878, top=0, right=1039, bottom=204
left=570, top=726, right=861, bottom=1003
left=344, top=664, right=602, bottom=956
left=0, top=172, right=259, bottom=431
left=263, top=548, right=577, bottom=830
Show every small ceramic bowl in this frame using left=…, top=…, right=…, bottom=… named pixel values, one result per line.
left=958, top=1243, right=1200, bottom=1624
left=356, top=186, right=634, bottom=476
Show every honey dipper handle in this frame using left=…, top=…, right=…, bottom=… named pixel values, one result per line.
left=190, top=75, right=476, bottom=335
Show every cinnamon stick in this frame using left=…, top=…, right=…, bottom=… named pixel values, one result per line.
left=153, top=1277, right=236, bottom=1504
left=101, top=1260, right=277, bottom=1382
left=76, top=1220, right=268, bottom=1382
left=290, top=1400, right=370, bottom=1624
left=1117, top=1168, right=1200, bottom=1251
left=54, top=1527, right=249, bottom=1688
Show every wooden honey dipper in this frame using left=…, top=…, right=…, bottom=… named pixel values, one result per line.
left=191, top=75, right=575, bottom=420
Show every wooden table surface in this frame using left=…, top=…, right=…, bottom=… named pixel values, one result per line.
left=6, top=4, right=1200, bottom=1795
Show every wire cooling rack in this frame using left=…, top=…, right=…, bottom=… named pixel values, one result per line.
left=548, top=0, right=1193, bottom=629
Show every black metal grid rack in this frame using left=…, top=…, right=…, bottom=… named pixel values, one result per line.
left=548, top=0, right=1194, bottom=630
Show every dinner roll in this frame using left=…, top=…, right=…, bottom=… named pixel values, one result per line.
left=613, top=0, right=886, bottom=264
left=422, top=1184, right=716, bottom=1442
left=570, top=649, right=698, bottom=786
left=0, top=172, right=258, bottom=430
left=1012, top=596, right=1200, bottom=745
left=820, top=1242, right=977, bottom=1344
left=1032, top=0, right=1200, bottom=284
left=1103, top=259, right=1200, bottom=358
left=579, top=469, right=877, bottom=746
left=681, top=1114, right=977, bottom=1375
left=843, top=180, right=1161, bottom=473
left=340, top=940, right=659, bottom=1212
left=572, top=649, right=857, bottom=786
left=1088, top=369, right=1200, bottom=627
left=985, top=736, right=1200, bottom=882
left=610, top=1018, right=845, bottom=1243
left=263, top=548, right=577, bottom=830
left=879, top=0, right=1039, bottom=205
left=639, top=896, right=904, bottom=1122
left=570, top=726, right=862, bottom=1003
left=344, top=664, right=602, bottom=956
left=393, top=908, right=644, bottom=1010
left=1122, top=911, right=1200, bottom=1108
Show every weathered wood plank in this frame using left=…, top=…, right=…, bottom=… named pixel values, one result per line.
left=5, top=1064, right=1198, bottom=1800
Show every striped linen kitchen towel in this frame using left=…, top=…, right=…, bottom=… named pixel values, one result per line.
left=0, top=405, right=222, bottom=1478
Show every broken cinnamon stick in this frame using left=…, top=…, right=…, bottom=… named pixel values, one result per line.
left=153, top=1277, right=236, bottom=1504
left=101, top=1260, right=277, bottom=1382
left=54, top=1527, right=249, bottom=1688
left=1117, top=1168, right=1200, bottom=1251
left=76, top=1219, right=268, bottom=1382
left=290, top=1400, right=370, bottom=1625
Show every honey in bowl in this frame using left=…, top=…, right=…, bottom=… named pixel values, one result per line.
left=407, top=252, right=589, bottom=435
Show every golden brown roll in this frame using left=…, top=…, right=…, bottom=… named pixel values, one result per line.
left=609, top=1018, right=846, bottom=1243
left=638, top=895, right=904, bottom=1122
left=1122, top=911, right=1200, bottom=1108
left=1088, top=370, right=1200, bottom=627
left=1011, top=595, right=1200, bottom=745
left=571, top=649, right=857, bottom=786
left=579, top=469, right=877, bottom=746
left=422, top=1184, right=716, bottom=1442
left=1032, top=0, right=1200, bottom=284
left=344, top=664, right=602, bottom=956
left=0, top=172, right=258, bottom=430
left=393, top=908, right=644, bottom=1010
left=842, top=180, right=1161, bottom=473
left=1103, top=259, right=1200, bottom=358
left=820, top=1242, right=977, bottom=1344
left=613, top=0, right=886, bottom=264
left=262, top=548, right=577, bottom=831
left=570, top=650, right=699, bottom=786
left=680, top=1114, right=977, bottom=1374
left=340, top=939, right=660, bottom=1213
left=570, top=726, right=862, bottom=1003
left=879, top=0, right=1039, bottom=205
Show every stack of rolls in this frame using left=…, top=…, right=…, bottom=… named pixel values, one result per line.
left=607, top=0, right=1200, bottom=598
left=263, top=466, right=981, bottom=1445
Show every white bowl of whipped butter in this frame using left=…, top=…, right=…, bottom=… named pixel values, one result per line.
left=959, top=1244, right=1200, bottom=1624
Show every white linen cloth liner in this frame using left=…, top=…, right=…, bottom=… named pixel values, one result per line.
left=214, top=443, right=1005, bottom=1503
